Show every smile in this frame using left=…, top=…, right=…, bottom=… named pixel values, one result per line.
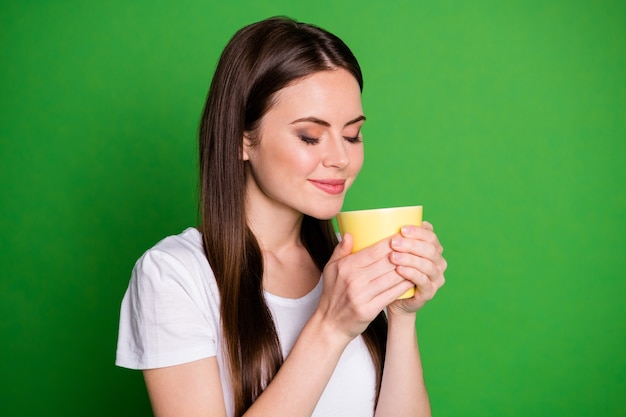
left=308, top=179, right=346, bottom=195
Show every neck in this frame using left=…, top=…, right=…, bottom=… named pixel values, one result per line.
left=245, top=177, right=322, bottom=298
left=248, top=208, right=304, bottom=255
left=245, top=178, right=304, bottom=255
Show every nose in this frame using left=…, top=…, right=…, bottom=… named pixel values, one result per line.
left=322, top=134, right=350, bottom=169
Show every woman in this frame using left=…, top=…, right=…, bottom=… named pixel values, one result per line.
left=116, top=16, right=446, bottom=417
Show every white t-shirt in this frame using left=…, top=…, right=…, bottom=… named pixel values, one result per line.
left=116, top=228, right=377, bottom=416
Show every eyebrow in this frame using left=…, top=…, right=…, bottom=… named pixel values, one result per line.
left=289, top=115, right=366, bottom=127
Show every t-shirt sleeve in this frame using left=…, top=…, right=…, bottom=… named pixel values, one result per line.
left=115, top=247, right=218, bottom=370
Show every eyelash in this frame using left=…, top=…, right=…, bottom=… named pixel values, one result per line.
left=298, top=135, right=362, bottom=145
left=299, top=135, right=320, bottom=145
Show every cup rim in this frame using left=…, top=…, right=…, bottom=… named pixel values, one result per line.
left=337, top=205, right=422, bottom=215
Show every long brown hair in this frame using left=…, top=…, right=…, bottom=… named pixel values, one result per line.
left=198, top=17, right=387, bottom=416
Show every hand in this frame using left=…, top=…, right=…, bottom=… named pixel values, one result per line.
left=387, top=221, right=447, bottom=316
left=317, top=233, right=415, bottom=342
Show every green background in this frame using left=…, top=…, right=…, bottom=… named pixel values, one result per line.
left=1, top=0, right=624, bottom=415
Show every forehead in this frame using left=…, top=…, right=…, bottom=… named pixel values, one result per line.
left=267, top=69, right=363, bottom=122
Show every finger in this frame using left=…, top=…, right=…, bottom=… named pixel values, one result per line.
left=421, top=220, right=434, bottom=231
left=401, top=224, right=439, bottom=244
left=396, top=259, right=446, bottom=289
left=330, top=232, right=354, bottom=262
left=391, top=235, right=440, bottom=261
left=348, top=236, right=396, bottom=268
left=395, top=265, right=440, bottom=301
left=390, top=248, right=447, bottom=289
left=365, top=265, right=410, bottom=296
left=390, top=252, right=440, bottom=279
left=396, top=227, right=444, bottom=256
left=328, top=249, right=395, bottom=301
left=338, top=253, right=400, bottom=295
left=369, top=271, right=416, bottom=306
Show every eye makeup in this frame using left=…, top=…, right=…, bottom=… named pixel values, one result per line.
left=343, top=134, right=362, bottom=144
left=298, top=134, right=321, bottom=145
left=292, top=116, right=365, bottom=146
left=296, top=129, right=362, bottom=145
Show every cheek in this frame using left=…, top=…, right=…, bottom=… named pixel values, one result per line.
left=349, top=146, right=365, bottom=174
left=284, top=147, right=320, bottom=173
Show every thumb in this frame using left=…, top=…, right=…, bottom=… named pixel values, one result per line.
left=330, top=233, right=354, bottom=261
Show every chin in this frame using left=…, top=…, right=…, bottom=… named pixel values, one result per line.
left=298, top=196, right=345, bottom=221
left=304, top=207, right=343, bottom=221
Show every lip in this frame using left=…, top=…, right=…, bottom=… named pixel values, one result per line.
left=308, top=179, right=346, bottom=195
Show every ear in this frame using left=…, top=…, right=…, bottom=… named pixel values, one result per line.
left=242, top=133, right=253, bottom=161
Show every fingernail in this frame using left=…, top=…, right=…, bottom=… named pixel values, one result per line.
left=401, top=226, right=414, bottom=235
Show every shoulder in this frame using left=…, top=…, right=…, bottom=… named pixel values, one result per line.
left=133, top=228, right=210, bottom=283
left=127, top=227, right=221, bottom=311
left=139, top=227, right=205, bottom=267
left=117, top=228, right=222, bottom=369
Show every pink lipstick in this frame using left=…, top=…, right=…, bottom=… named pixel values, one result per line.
left=309, top=179, right=346, bottom=195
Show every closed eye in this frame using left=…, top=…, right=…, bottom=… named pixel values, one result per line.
left=344, top=135, right=362, bottom=144
left=299, top=135, right=320, bottom=145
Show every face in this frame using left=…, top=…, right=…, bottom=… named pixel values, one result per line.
left=243, top=68, right=365, bottom=221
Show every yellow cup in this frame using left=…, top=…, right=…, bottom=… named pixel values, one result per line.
left=336, top=205, right=423, bottom=299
